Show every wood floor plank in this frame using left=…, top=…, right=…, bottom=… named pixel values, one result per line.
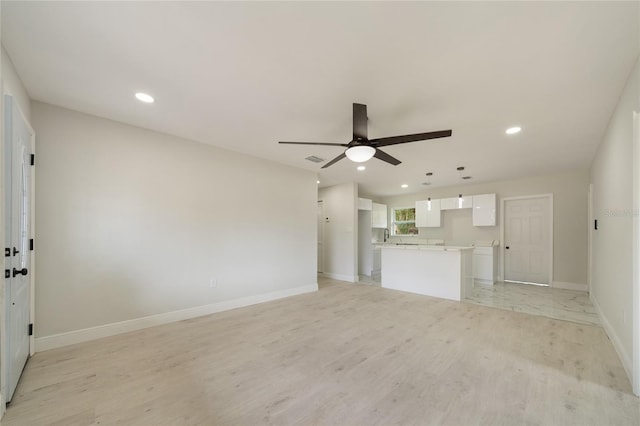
left=3, top=277, right=639, bottom=425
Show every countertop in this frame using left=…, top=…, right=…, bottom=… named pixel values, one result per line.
left=375, top=244, right=474, bottom=251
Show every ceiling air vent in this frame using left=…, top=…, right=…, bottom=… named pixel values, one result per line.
left=305, top=155, right=325, bottom=163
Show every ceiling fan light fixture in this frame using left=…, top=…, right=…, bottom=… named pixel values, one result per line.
left=345, top=145, right=375, bottom=163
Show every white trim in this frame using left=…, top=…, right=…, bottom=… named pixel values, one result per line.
left=35, top=283, right=318, bottom=352
left=500, top=194, right=554, bottom=285
left=551, top=281, right=588, bottom=292
left=322, top=272, right=357, bottom=283
left=588, top=183, right=593, bottom=294
left=29, top=106, right=35, bottom=357
left=504, top=279, right=549, bottom=287
left=591, top=292, right=632, bottom=381
left=633, top=110, right=640, bottom=396
left=317, top=200, right=324, bottom=273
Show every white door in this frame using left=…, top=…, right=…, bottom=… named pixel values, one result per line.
left=317, top=201, right=324, bottom=273
left=504, top=196, right=551, bottom=285
left=4, top=95, right=33, bottom=402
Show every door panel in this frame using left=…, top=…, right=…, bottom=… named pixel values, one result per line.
left=504, top=197, right=551, bottom=284
left=4, top=95, right=33, bottom=402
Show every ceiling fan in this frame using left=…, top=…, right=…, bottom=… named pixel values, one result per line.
left=279, top=103, right=452, bottom=168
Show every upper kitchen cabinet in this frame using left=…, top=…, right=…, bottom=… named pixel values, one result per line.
left=416, top=199, right=441, bottom=227
left=472, top=193, right=496, bottom=226
left=441, top=195, right=472, bottom=210
left=372, top=202, right=388, bottom=228
left=358, top=197, right=372, bottom=211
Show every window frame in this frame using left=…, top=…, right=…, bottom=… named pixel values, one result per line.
left=391, top=206, right=418, bottom=236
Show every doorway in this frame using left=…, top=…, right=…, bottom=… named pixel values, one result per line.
left=3, top=94, right=35, bottom=403
left=502, top=195, right=553, bottom=285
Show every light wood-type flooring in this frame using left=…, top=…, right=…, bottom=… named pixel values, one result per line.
left=4, top=277, right=639, bottom=425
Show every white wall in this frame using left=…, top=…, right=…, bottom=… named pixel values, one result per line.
left=380, top=169, right=589, bottom=286
left=2, top=46, right=30, bottom=120
left=590, top=55, right=640, bottom=378
left=358, top=210, right=372, bottom=276
left=31, top=102, right=318, bottom=345
left=318, top=182, right=357, bottom=282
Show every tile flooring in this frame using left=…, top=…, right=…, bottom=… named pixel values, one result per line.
left=464, top=281, right=600, bottom=326
left=359, top=274, right=600, bottom=326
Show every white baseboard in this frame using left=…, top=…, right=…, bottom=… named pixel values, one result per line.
left=322, top=272, right=357, bottom=282
left=590, top=293, right=632, bottom=381
left=552, top=281, right=588, bottom=292
left=35, top=283, right=318, bottom=352
left=474, top=278, right=495, bottom=286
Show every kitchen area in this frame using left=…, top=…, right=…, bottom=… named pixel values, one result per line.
left=318, top=171, right=595, bottom=325
left=357, top=193, right=499, bottom=302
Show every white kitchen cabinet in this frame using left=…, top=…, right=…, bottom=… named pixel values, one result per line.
left=416, top=199, right=441, bottom=227
left=371, top=202, right=388, bottom=228
left=358, top=197, right=372, bottom=211
left=472, top=193, right=496, bottom=226
left=441, top=196, right=472, bottom=210
left=473, top=246, right=498, bottom=284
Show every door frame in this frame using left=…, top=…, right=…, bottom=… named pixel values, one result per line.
left=588, top=183, right=593, bottom=293
left=632, top=111, right=639, bottom=396
left=499, top=194, right=554, bottom=285
left=0, top=91, right=36, bottom=412
left=317, top=200, right=324, bottom=274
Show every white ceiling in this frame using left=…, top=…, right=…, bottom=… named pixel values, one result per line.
left=3, top=2, right=639, bottom=197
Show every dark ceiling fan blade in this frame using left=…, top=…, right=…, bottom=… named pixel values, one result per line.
left=371, top=130, right=452, bottom=147
left=278, top=141, right=349, bottom=147
left=321, top=152, right=347, bottom=169
left=373, top=148, right=401, bottom=166
left=353, top=103, right=368, bottom=140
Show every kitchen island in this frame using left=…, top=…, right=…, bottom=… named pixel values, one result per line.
left=379, top=245, right=474, bottom=301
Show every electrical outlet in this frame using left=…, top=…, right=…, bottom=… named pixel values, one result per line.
left=210, top=278, right=217, bottom=289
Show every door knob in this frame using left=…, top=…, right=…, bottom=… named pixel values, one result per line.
left=12, top=268, right=27, bottom=277
left=505, top=246, right=510, bottom=249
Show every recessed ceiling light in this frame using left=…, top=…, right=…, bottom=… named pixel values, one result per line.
left=357, top=166, right=366, bottom=171
left=401, top=184, right=408, bottom=188
left=135, top=92, right=155, bottom=103
left=317, top=180, right=320, bottom=184
left=506, top=126, right=521, bottom=135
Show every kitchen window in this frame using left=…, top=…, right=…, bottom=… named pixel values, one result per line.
left=392, top=207, right=417, bottom=236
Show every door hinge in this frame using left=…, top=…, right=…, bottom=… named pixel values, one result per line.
left=4, top=248, right=10, bottom=257
left=28, top=323, right=33, bottom=336
left=30, top=154, right=35, bottom=166
left=29, top=239, right=34, bottom=251
left=4, top=269, right=9, bottom=279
